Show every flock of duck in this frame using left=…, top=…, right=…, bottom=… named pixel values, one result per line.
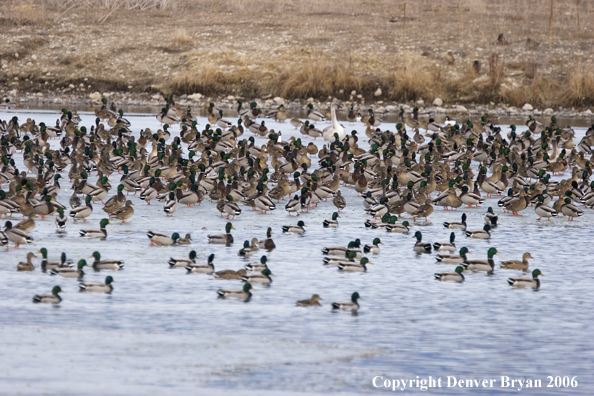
left=2, top=96, right=594, bottom=310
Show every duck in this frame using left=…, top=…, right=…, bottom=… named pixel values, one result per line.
left=363, top=238, right=382, bottom=254
left=186, top=253, right=215, bottom=274
left=32, top=285, right=63, bottom=304
left=33, top=195, right=55, bottom=219
left=434, top=266, right=466, bottom=282
left=322, top=240, right=361, bottom=256
left=214, top=268, right=247, bottom=280
left=14, top=215, right=36, bottom=233
left=79, top=218, right=110, bottom=239
left=168, top=250, right=197, bottom=268
left=4, top=220, right=33, bottom=249
left=208, top=222, right=234, bottom=244
left=79, top=276, right=114, bottom=293
left=508, top=269, right=544, bottom=288
left=433, top=232, right=456, bottom=252
left=484, top=207, right=498, bottom=226
left=103, top=185, right=126, bottom=213
left=443, top=213, right=467, bottom=229
left=222, top=195, right=242, bottom=219
left=148, top=231, right=180, bottom=246
left=238, top=238, right=259, bottom=257
left=296, top=294, right=323, bottom=307
left=465, top=224, right=491, bottom=239
left=323, top=250, right=359, bottom=266
left=338, top=257, right=372, bottom=272
left=163, top=192, right=179, bottom=216
left=217, top=282, right=254, bottom=300
left=241, top=268, right=274, bottom=284
left=69, top=195, right=93, bottom=222
left=17, top=252, right=37, bottom=271
left=258, top=227, right=276, bottom=250
left=386, top=221, right=411, bottom=233
left=54, top=207, right=68, bottom=231
left=282, top=220, right=305, bottom=234
left=323, top=212, right=340, bottom=228
left=245, top=255, right=269, bottom=272
left=436, top=247, right=470, bottom=264
left=535, top=195, right=558, bottom=221
left=306, top=103, right=326, bottom=123
left=463, top=247, right=498, bottom=272
left=500, top=252, right=534, bottom=270
left=50, top=259, right=87, bottom=278
left=332, top=190, right=347, bottom=211
left=38, top=249, right=73, bottom=272
left=331, top=292, right=361, bottom=311
left=560, top=197, right=583, bottom=221
left=413, top=231, right=432, bottom=253
left=110, top=200, right=134, bottom=223
left=91, top=251, right=124, bottom=270
left=178, top=233, right=192, bottom=245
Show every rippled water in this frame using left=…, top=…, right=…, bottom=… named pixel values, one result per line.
left=0, top=109, right=592, bottom=395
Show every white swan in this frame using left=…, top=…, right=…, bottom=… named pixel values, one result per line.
left=323, top=104, right=346, bottom=143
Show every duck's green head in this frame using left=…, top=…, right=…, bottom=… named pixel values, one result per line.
left=100, top=218, right=110, bottom=228
left=105, top=276, right=114, bottom=285
left=360, top=257, right=372, bottom=266
left=243, top=283, right=253, bottom=292
left=172, top=232, right=180, bottom=240
left=372, top=238, right=382, bottom=245
left=297, top=220, right=305, bottom=227
left=331, top=212, right=340, bottom=220
left=564, top=197, right=572, bottom=204
left=351, top=292, right=361, bottom=302
left=37, top=248, right=48, bottom=258
left=91, top=251, right=101, bottom=260
left=487, top=247, right=499, bottom=258
left=461, top=213, right=467, bottom=222
left=483, top=224, right=491, bottom=232
left=4, top=221, right=12, bottom=229
left=52, top=286, right=63, bottom=295
left=225, top=222, right=234, bottom=233
left=189, top=250, right=197, bottom=260
left=77, top=259, right=88, bottom=269
left=532, top=269, right=544, bottom=278
left=266, top=227, right=273, bottom=238
left=260, top=255, right=268, bottom=264
left=402, top=221, right=410, bottom=227
left=460, top=247, right=470, bottom=255
left=243, top=240, right=250, bottom=248
left=455, top=266, right=466, bottom=274
left=413, top=231, right=422, bottom=240
left=208, top=253, right=215, bottom=263
left=487, top=207, right=494, bottom=214
left=261, top=268, right=273, bottom=276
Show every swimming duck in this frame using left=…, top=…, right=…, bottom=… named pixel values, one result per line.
left=178, top=233, right=192, bottom=245
left=296, top=294, right=323, bottom=307
left=282, top=220, right=305, bottom=234
left=241, top=268, right=274, bottom=284
left=386, top=221, right=411, bottom=233
left=433, top=232, right=456, bottom=251
left=4, top=220, right=33, bottom=249
left=322, top=239, right=361, bottom=256
left=38, top=249, right=72, bottom=272
left=500, top=252, right=533, bottom=270
left=208, top=222, right=234, bottom=244
left=363, top=238, right=382, bottom=254
left=258, top=227, right=276, bottom=250
left=436, top=247, right=470, bottom=264
left=50, top=259, right=87, bottom=278
left=465, top=224, right=491, bottom=239
left=323, top=250, right=359, bottom=266
left=434, top=266, right=466, bottom=282
left=79, top=276, right=114, bottom=293
left=245, top=256, right=269, bottom=271
left=463, top=247, right=498, bottom=272
left=32, top=285, right=63, bottom=304
left=17, top=252, right=37, bottom=271
left=168, top=250, right=197, bottom=268
left=331, top=292, right=361, bottom=311
left=217, top=282, right=254, bottom=300
left=214, top=268, right=247, bottom=280
left=149, top=231, right=180, bottom=246
left=238, top=238, right=259, bottom=257
left=338, top=257, right=372, bottom=272
left=413, top=231, right=432, bottom=253
left=91, top=251, right=124, bottom=271
left=323, top=212, right=340, bottom=228
left=186, top=253, right=215, bottom=273
left=79, top=218, right=109, bottom=239
left=508, top=269, right=543, bottom=288
left=443, top=213, right=467, bottom=229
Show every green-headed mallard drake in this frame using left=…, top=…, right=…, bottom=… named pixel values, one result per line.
left=436, top=247, right=470, bottom=264
left=363, top=238, right=382, bottom=254
left=241, top=268, right=273, bottom=284
left=465, top=224, right=491, bottom=239
left=245, top=255, right=269, bottom=271
left=149, top=231, right=180, bottom=246
left=322, top=239, right=361, bottom=256
left=79, top=276, right=114, bottom=293
left=4, top=220, right=33, bottom=248
left=168, top=250, right=197, bottom=268
left=561, top=197, right=583, bottom=221
left=386, top=221, right=411, bottom=233
left=38, top=249, right=72, bottom=272
left=50, top=259, right=87, bottom=278
left=91, top=251, right=124, bottom=271
left=500, top=252, right=533, bottom=270
left=214, top=268, right=247, bottom=280
left=217, top=282, right=254, bottom=300
left=163, top=192, right=178, bottom=216
left=463, top=247, right=498, bottom=272
left=331, top=292, right=361, bottom=310
left=323, top=250, right=359, bottom=266
left=323, top=212, right=340, bottom=228
left=238, top=240, right=254, bottom=257
left=433, top=232, right=456, bottom=251
left=110, top=200, right=134, bottom=223
left=306, top=103, right=326, bottom=123
left=208, top=222, right=234, bottom=244
left=282, top=220, right=305, bottom=234
left=484, top=207, right=498, bottom=226
left=443, top=213, right=467, bottom=229
left=535, top=195, right=558, bottom=221
left=434, top=266, right=466, bottom=282
left=296, top=294, right=323, bottom=307
left=413, top=231, right=432, bottom=253
left=259, top=227, right=276, bottom=250
left=338, top=257, right=372, bottom=272
left=69, top=195, right=93, bottom=222
left=32, top=285, right=63, bottom=304
left=222, top=195, right=242, bottom=219
left=508, top=269, right=543, bottom=288
left=79, top=218, right=109, bottom=239
left=55, top=207, right=67, bottom=231
left=17, top=252, right=37, bottom=271
left=186, top=253, right=215, bottom=273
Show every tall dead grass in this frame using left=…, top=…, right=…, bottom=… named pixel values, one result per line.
left=562, top=63, right=594, bottom=106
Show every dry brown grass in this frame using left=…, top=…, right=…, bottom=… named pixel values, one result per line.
left=562, top=63, right=594, bottom=106
left=4, top=3, right=43, bottom=25
left=172, top=29, right=190, bottom=47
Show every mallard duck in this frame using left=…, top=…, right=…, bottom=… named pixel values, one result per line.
left=168, top=250, right=197, bottom=268
left=290, top=116, right=304, bottom=129
left=238, top=238, right=259, bottom=257
left=443, top=213, right=467, bottom=229
left=413, top=231, right=432, bottom=253
left=560, top=197, right=583, bottom=221
left=163, top=192, right=178, bottom=216
left=254, top=191, right=276, bottom=214
left=363, top=238, right=382, bottom=254
left=296, top=294, right=323, bottom=307
left=508, top=269, right=544, bottom=288
left=15, top=215, right=36, bottom=233
left=535, top=195, right=558, bottom=221
left=323, top=250, right=359, bottom=266
left=110, top=200, right=134, bottom=223
left=33, top=195, right=55, bottom=219
left=322, top=240, right=361, bottom=256
left=217, top=282, right=254, bottom=300
left=213, top=268, right=247, bottom=280
left=186, top=253, right=215, bottom=273
left=245, top=255, right=269, bottom=272
left=55, top=207, right=68, bottom=231
left=331, top=292, right=361, bottom=311
left=32, top=285, right=63, bottom=304
left=386, top=221, right=411, bottom=233
left=465, top=224, right=491, bottom=239
left=241, top=268, right=274, bottom=284
left=208, top=222, right=234, bottom=244
left=4, top=220, right=33, bottom=248
left=178, top=233, right=192, bottom=245
left=436, top=247, right=470, bottom=264
left=149, top=231, right=180, bottom=246
left=463, top=247, right=498, bottom=272
left=259, top=227, right=276, bottom=250
left=434, top=266, right=466, bottom=281
left=338, top=257, right=372, bottom=272
left=284, top=194, right=302, bottom=216
left=332, top=190, right=347, bottom=211
left=17, top=252, right=37, bottom=271
left=460, top=185, right=484, bottom=208
left=50, top=259, right=87, bottom=278
left=306, top=103, right=326, bottom=123
left=222, top=195, right=242, bottom=219
left=38, top=249, right=72, bottom=271
left=79, top=218, right=109, bottom=239
left=79, top=276, right=114, bottom=293
left=91, top=251, right=124, bottom=270
left=433, top=232, right=456, bottom=252
left=500, top=252, right=533, bottom=270
left=282, top=220, right=305, bottom=234
left=69, top=195, right=93, bottom=222
left=484, top=207, right=498, bottom=226
left=323, top=212, right=340, bottom=228
left=103, top=185, right=126, bottom=214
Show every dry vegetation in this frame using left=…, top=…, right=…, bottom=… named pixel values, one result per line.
left=1, top=0, right=593, bottom=107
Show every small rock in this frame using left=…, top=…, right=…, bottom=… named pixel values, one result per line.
left=374, top=87, right=382, bottom=97
left=584, top=109, right=593, bottom=116
left=31, top=54, right=37, bottom=61
left=128, top=86, right=133, bottom=90
left=68, top=84, right=75, bottom=89
left=433, top=98, right=443, bottom=106
left=417, top=99, right=425, bottom=106
left=273, top=97, right=285, bottom=105
left=456, top=105, right=468, bottom=113
left=14, top=53, right=19, bottom=58
left=307, top=97, right=314, bottom=103
left=227, top=95, right=235, bottom=101
left=543, top=108, right=554, bottom=115
left=522, top=103, right=533, bottom=111
left=1, top=64, right=7, bottom=70
left=385, top=105, right=397, bottom=112
left=151, top=94, right=161, bottom=100
left=188, top=93, right=203, bottom=101
left=351, top=90, right=357, bottom=96
left=435, top=106, right=446, bottom=113
left=356, top=94, right=362, bottom=99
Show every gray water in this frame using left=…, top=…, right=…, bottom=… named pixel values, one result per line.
left=0, top=109, right=592, bottom=395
